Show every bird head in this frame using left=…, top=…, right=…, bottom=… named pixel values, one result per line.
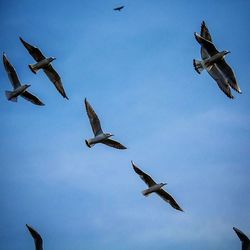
left=223, top=50, right=230, bottom=55
left=160, top=183, right=167, bottom=187
left=50, top=57, right=56, bottom=62
left=106, top=133, right=114, bottom=138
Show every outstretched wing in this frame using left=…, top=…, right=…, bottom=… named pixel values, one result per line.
left=156, top=189, right=184, bottom=212
left=200, top=21, right=212, bottom=42
left=194, top=32, right=219, bottom=59
left=114, top=6, right=124, bottom=11
left=43, top=65, right=68, bottom=99
left=208, top=64, right=234, bottom=99
left=84, top=98, right=103, bottom=136
left=217, top=60, right=241, bottom=93
left=21, top=91, right=45, bottom=106
left=233, top=227, right=250, bottom=242
left=200, top=21, right=212, bottom=59
left=101, top=139, right=126, bottom=149
left=131, top=161, right=156, bottom=187
left=26, top=224, right=43, bottom=250
left=19, top=37, right=45, bottom=62
left=3, top=53, right=21, bottom=89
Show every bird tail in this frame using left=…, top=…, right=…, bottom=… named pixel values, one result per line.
left=142, top=189, right=150, bottom=196
left=28, top=64, right=39, bottom=74
left=193, top=59, right=204, bottom=74
left=5, top=91, right=17, bottom=102
left=85, top=140, right=92, bottom=148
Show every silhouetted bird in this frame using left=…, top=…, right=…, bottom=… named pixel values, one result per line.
left=233, top=227, right=250, bottom=250
left=26, top=224, right=43, bottom=250
left=19, top=37, right=68, bottom=99
left=131, top=161, right=183, bottom=212
left=2, top=53, right=44, bottom=105
left=84, top=98, right=126, bottom=149
left=114, top=6, right=124, bottom=11
left=193, top=21, right=241, bottom=99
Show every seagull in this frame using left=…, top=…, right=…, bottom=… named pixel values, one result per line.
left=131, top=161, right=183, bottom=212
left=233, top=227, right=250, bottom=250
left=26, top=224, right=43, bottom=250
left=114, top=5, right=124, bottom=11
left=193, top=21, right=241, bottom=99
left=19, top=37, right=68, bottom=100
left=84, top=98, right=126, bottom=149
left=2, top=53, right=44, bottom=105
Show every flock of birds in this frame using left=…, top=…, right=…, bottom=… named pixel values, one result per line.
left=2, top=5, right=248, bottom=250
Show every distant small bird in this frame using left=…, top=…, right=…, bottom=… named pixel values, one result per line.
left=233, top=227, right=250, bottom=250
left=19, top=37, right=68, bottom=99
left=113, top=5, right=124, bottom=11
left=193, top=21, right=241, bottom=99
left=26, top=224, right=43, bottom=250
left=2, top=53, right=44, bottom=105
left=131, top=161, right=183, bottom=212
left=84, top=98, right=126, bottom=149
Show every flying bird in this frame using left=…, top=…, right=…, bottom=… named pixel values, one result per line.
left=84, top=98, right=126, bottom=149
left=19, top=37, right=68, bottom=99
left=2, top=53, right=44, bottom=105
left=193, top=21, right=241, bottom=99
left=233, top=227, right=250, bottom=250
left=26, top=224, right=43, bottom=250
left=131, top=161, right=183, bottom=212
left=114, top=5, right=124, bottom=11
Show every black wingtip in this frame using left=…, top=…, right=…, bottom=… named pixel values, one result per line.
left=85, top=140, right=91, bottom=148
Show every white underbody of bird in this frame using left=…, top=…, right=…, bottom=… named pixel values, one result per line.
left=194, top=50, right=229, bottom=74
left=85, top=133, right=113, bottom=148
left=29, top=57, right=55, bottom=74
left=5, top=84, right=30, bottom=101
left=142, top=183, right=167, bottom=196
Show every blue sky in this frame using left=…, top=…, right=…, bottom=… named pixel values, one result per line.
left=0, top=0, right=250, bottom=249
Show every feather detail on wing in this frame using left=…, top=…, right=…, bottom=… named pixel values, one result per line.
left=101, top=139, right=126, bottom=149
left=43, top=65, right=68, bottom=99
left=84, top=98, right=103, bottom=136
left=131, top=161, right=156, bottom=187
left=194, top=32, right=219, bottom=58
left=200, top=21, right=212, bottom=59
left=19, top=37, right=45, bottom=62
left=21, top=91, right=45, bottom=106
left=217, top=60, right=241, bottom=93
left=200, top=21, right=212, bottom=42
left=3, top=53, right=21, bottom=89
left=156, top=189, right=184, bottom=212
left=207, top=64, right=234, bottom=99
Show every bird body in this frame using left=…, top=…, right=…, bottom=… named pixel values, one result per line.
left=194, top=50, right=229, bottom=73
left=142, top=183, right=166, bottom=196
left=19, top=37, right=68, bottom=99
left=29, top=57, right=55, bottom=74
left=114, top=6, right=124, bottom=11
left=193, top=21, right=241, bottom=98
left=3, top=53, right=44, bottom=105
left=85, top=133, right=113, bottom=148
left=131, top=161, right=183, bottom=212
left=5, top=84, right=30, bottom=101
left=84, top=98, right=126, bottom=149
